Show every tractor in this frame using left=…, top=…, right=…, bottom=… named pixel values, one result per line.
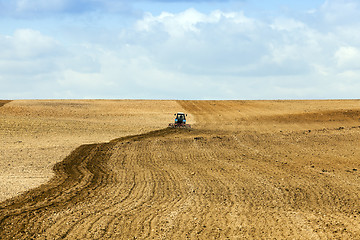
left=168, top=112, right=191, bottom=128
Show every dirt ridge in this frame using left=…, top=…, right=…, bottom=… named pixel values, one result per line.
left=0, top=127, right=196, bottom=239
left=0, top=100, right=12, bottom=107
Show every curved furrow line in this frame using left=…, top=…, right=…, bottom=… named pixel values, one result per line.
left=77, top=132, right=193, bottom=238
left=1, top=130, right=172, bottom=239
left=0, top=144, right=95, bottom=211
left=187, top=144, right=235, bottom=238
left=145, top=139, right=200, bottom=238
left=158, top=141, right=203, bottom=239
left=72, top=141, right=161, bottom=239
left=63, top=146, right=151, bottom=238
left=143, top=142, right=193, bottom=239
left=62, top=171, right=137, bottom=239
left=114, top=140, right=183, bottom=239
left=38, top=135, right=162, bottom=237
left=2, top=100, right=360, bottom=238
left=153, top=138, right=226, bottom=238
left=204, top=154, right=237, bottom=238
left=83, top=135, right=202, bottom=239
left=115, top=139, right=182, bottom=237
left=37, top=144, right=118, bottom=239
left=0, top=100, right=12, bottom=107
left=0, top=144, right=101, bottom=239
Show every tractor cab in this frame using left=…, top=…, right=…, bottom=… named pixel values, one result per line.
left=168, top=112, right=191, bottom=128
left=175, top=112, right=187, bottom=124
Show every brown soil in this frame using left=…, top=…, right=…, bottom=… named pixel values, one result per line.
left=0, top=100, right=12, bottom=107
left=1, top=100, right=360, bottom=239
left=0, top=100, right=184, bottom=202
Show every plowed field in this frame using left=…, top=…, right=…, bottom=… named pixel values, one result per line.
left=1, top=100, right=360, bottom=239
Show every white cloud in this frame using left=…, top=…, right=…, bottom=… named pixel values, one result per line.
left=0, top=29, right=60, bottom=60
left=320, top=0, right=360, bottom=24
left=0, top=29, right=104, bottom=98
left=136, top=8, right=209, bottom=37
left=133, top=9, right=319, bottom=78
left=335, top=46, right=360, bottom=70
left=270, top=18, right=306, bottom=31
left=2, top=0, right=360, bottom=99
left=125, top=3, right=360, bottom=99
left=136, top=8, right=254, bottom=37
left=0, top=29, right=64, bottom=98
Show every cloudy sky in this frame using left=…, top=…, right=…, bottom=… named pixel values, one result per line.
left=1, top=0, right=359, bottom=99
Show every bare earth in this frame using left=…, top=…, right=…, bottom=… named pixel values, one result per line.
left=0, top=100, right=184, bottom=202
left=0, top=100, right=360, bottom=239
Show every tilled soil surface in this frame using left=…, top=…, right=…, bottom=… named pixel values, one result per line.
left=0, top=100, right=184, bottom=202
left=1, top=100, right=360, bottom=239
left=0, top=100, right=12, bottom=107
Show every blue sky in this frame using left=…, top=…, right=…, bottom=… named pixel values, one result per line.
left=1, top=0, right=360, bottom=99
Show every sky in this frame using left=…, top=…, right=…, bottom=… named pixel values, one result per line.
left=0, top=0, right=360, bottom=100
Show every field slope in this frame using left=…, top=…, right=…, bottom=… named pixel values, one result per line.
left=0, top=100, right=11, bottom=107
left=1, top=100, right=360, bottom=239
